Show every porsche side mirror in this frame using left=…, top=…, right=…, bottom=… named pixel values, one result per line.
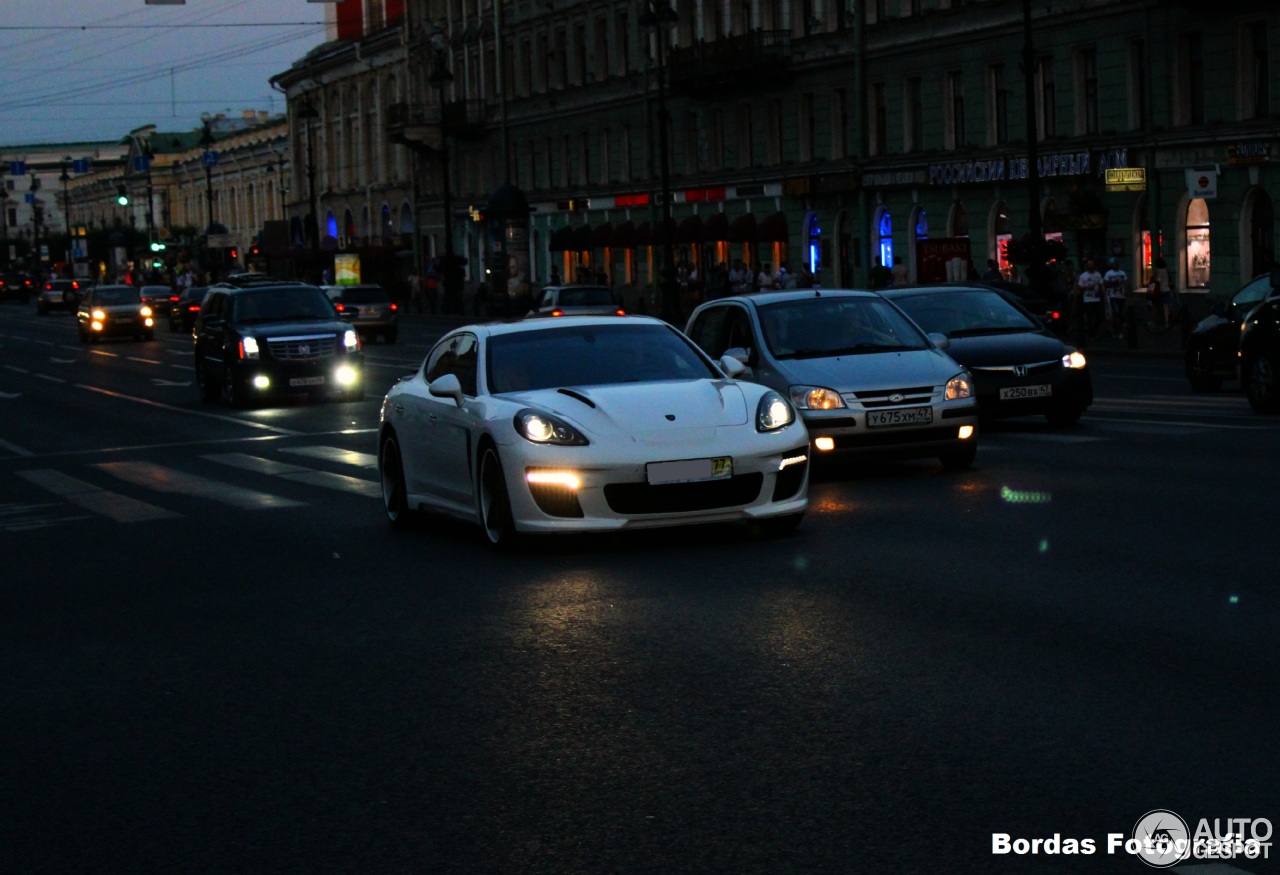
left=719, top=353, right=747, bottom=379
left=928, top=332, right=951, bottom=349
left=428, top=373, right=464, bottom=406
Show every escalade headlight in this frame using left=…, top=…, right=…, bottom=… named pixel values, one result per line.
left=1062, top=350, right=1087, bottom=369
left=240, top=336, right=260, bottom=360
left=945, top=373, right=973, bottom=400
left=343, top=329, right=361, bottom=351
left=788, top=386, right=846, bottom=410
left=757, top=390, right=796, bottom=432
left=514, top=409, right=589, bottom=445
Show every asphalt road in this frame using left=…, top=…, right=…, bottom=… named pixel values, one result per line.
left=1, top=303, right=1277, bottom=875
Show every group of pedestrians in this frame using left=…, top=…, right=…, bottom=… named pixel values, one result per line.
left=1058, top=255, right=1174, bottom=340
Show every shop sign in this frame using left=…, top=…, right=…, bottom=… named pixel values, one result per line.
left=1227, top=143, right=1271, bottom=166
left=927, top=148, right=1130, bottom=186
left=1185, top=169, right=1218, bottom=199
left=1104, top=167, right=1146, bottom=192
left=862, top=168, right=926, bottom=187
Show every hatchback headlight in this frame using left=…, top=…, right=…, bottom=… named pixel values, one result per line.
left=945, top=373, right=973, bottom=400
left=514, top=409, right=589, bottom=446
left=1062, top=350, right=1087, bottom=369
left=757, top=390, right=795, bottom=432
left=788, top=385, right=846, bottom=410
left=343, top=329, right=361, bottom=351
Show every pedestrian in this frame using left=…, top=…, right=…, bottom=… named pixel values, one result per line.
left=728, top=260, right=748, bottom=296
left=550, top=266, right=562, bottom=286
left=1103, top=258, right=1129, bottom=337
left=1077, top=258, right=1104, bottom=337
left=891, top=256, right=909, bottom=287
left=981, top=258, right=1003, bottom=283
left=407, top=272, right=423, bottom=314
left=868, top=256, right=893, bottom=290
left=1151, top=257, right=1173, bottom=327
left=756, top=262, right=775, bottom=292
left=424, top=271, right=439, bottom=314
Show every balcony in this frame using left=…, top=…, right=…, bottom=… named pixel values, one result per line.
left=667, top=30, right=792, bottom=97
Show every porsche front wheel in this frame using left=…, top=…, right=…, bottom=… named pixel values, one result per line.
left=478, top=446, right=520, bottom=549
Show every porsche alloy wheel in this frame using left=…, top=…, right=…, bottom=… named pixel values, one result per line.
left=478, top=446, right=519, bottom=549
left=380, top=433, right=418, bottom=530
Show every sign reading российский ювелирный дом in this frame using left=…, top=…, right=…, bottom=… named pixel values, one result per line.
left=927, top=148, right=1132, bottom=186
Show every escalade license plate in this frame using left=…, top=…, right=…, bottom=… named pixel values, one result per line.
left=647, top=456, right=732, bottom=485
left=290, top=376, right=326, bottom=387
left=867, top=406, right=933, bottom=428
left=999, top=384, right=1052, bottom=400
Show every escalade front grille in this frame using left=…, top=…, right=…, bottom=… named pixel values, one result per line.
left=266, top=335, right=337, bottom=360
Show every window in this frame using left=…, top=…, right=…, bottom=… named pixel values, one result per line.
left=945, top=71, right=965, bottom=150
left=799, top=93, right=815, bottom=162
left=1185, top=198, right=1210, bottom=288
left=594, top=18, right=609, bottom=82
left=708, top=111, right=724, bottom=171
left=581, top=132, right=591, bottom=186
left=877, top=210, right=893, bottom=270
left=1179, top=32, right=1205, bottom=125
left=574, top=23, right=588, bottom=85
left=738, top=104, right=754, bottom=168
left=1129, top=40, right=1147, bottom=131
left=833, top=88, right=849, bottom=159
left=905, top=77, right=923, bottom=152
left=1077, top=47, right=1099, bottom=135
left=684, top=112, right=699, bottom=173
left=806, top=214, right=822, bottom=273
left=988, top=65, right=1008, bottom=145
left=767, top=99, right=782, bottom=164
left=600, top=129, right=611, bottom=183
left=1241, top=22, right=1270, bottom=120
left=870, top=82, right=887, bottom=156
left=621, top=125, right=632, bottom=182
left=1037, top=56, right=1056, bottom=140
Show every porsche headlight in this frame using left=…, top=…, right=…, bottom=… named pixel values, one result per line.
left=1062, top=350, right=1087, bottom=369
left=945, top=373, right=973, bottom=400
left=788, top=385, right=846, bottom=410
left=514, top=409, right=589, bottom=446
left=757, top=390, right=796, bottom=432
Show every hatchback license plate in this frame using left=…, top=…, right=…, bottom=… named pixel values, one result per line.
left=647, top=456, right=732, bottom=485
left=290, top=376, right=326, bottom=387
left=867, top=406, right=933, bottom=428
left=999, top=384, right=1052, bottom=400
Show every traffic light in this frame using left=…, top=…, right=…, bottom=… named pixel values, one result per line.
left=150, top=241, right=166, bottom=252
left=116, top=185, right=129, bottom=206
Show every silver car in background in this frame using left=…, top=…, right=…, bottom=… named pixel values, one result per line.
left=685, top=289, right=980, bottom=470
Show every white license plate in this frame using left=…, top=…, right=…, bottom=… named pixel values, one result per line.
left=290, top=376, right=326, bottom=387
left=1000, top=384, right=1052, bottom=400
left=646, top=456, right=732, bottom=485
left=866, top=406, right=934, bottom=428
left=46, top=292, right=63, bottom=302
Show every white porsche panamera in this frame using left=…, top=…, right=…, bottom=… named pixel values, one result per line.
left=377, top=316, right=810, bottom=548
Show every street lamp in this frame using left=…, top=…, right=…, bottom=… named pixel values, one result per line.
left=640, top=0, right=679, bottom=321
left=297, top=99, right=322, bottom=274
left=29, top=173, right=41, bottom=273
left=141, top=142, right=156, bottom=252
left=59, top=160, right=72, bottom=270
left=428, top=32, right=462, bottom=314
left=198, top=119, right=218, bottom=234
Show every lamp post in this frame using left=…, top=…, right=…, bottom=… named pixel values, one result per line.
left=141, top=142, right=156, bottom=252
left=267, top=150, right=288, bottom=221
left=428, top=33, right=462, bottom=314
left=199, top=120, right=218, bottom=234
left=29, top=173, right=41, bottom=274
left=59, top=160, right=72, bottom=270
left=297, top=99, right=322, bottom=277
left=640, top=0, right=679, bottom=322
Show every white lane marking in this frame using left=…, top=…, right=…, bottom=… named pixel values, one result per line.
left=75, top=383, right=302, bottom=434
left=127, top=357, right=163, bottom=365
left=152, top=378, right=192, bottom=386
left=0, top=390, right=21, bottom=399
left=281, top=445, right=378, bottom=469
left=17, top=469, right=181, bottom=522
left=49, top=357, right=77, bottom=364
left=33, top=374, right=66, bottom=383
left=0, top=437, right=35, bottom=456
left=88, top=350, right=119, bottom=357
left=3, top=365, right=29, bottom=374
left=1089, top=416, right=1267, bottom=431
left=204, top=452, right=381, bottom=498
left=171, top=364, right=195, bottom=371
left=0, top=501, right=93, bottom=532
left=93, top=461, right=306, bottom=510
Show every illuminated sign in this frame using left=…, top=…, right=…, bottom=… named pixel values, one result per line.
left=1104, top=167, right=1147, bottom=192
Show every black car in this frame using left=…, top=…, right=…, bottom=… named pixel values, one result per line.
left=36, top=278, right=87, bottom=314
left=76, top=284, right=156, bottom=343
left=981, top=279, right=1066, bottom=337
left=881, top=284, right=1092, bottom=426
left=323, top=284, right=399, bottom=343
left=169, top=285, right=208, bottom=333
left=193, top=283, right=365, bottom=407
left=1185, top=273, right=1276, bottom=392
left=139, top=284, right=179, bottom=315
left=1238, top=268, right=1280, bottom=413
left=0, top=273, right=34, bottom=303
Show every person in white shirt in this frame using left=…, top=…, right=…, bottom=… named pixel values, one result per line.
left=1103, top=259, right=1129, bottom=337
left=1076, top=259, right=1104, bottom=337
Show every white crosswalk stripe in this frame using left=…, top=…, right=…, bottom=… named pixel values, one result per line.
left=16, top=469, right=180, bottom=523
left=203, top=452, right=381, bottom=498
left=280, top=445, right=378, bottom=469
left=93, top=460, right=307, bottom=510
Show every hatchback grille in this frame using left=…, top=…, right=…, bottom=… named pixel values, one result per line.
left=852, top=385, right=934, bottom=408
left=267, top=335, right=337, bottom=360
left=604, top=474, right=763, bottom=515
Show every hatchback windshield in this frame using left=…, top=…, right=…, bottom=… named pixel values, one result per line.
left=756, top=296, right=930, bottom=359
left=555, top=287, right=614, bottom=307
left=891, top=289, right=1039, bottom=338
left=487, top=323, right=717, bottom=393
left=93, top=287, right=141, bottom=305
left=232, top=288, right=336, bottom=323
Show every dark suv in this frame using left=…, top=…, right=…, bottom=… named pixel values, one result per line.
left=1186, top=273, right=1275, bottom=392
left=193, top=283, right=365, bottom=406
left=1238, top=269, right=1280, bottom=413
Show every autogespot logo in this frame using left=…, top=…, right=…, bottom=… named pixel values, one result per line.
left=1130, top=810, right=1191, bottom=868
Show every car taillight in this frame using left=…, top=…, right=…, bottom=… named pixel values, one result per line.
left=550, top=309, right=564, bottom=317
left=389, top=303, right=398, bottom=311
left=615, top=309, right=626, bottom=316
left=187, top=305, right=200, bottom=312
left=334, top=303, right=345, bottom=312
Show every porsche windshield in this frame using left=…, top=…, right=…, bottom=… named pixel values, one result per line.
left=487, top=323, right=717, bottom=393
left=756, top=296, right=930, bottom=359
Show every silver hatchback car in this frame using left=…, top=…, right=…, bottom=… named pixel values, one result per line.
left=686, top=289, right=980, bottom=469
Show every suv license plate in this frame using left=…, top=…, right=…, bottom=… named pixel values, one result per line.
left=999, top=384, right=1052, bottom=400
left=867, top=406, right=933, bottom=428
left=647, top=457, right=732, bottom=485
left=290, top=376, right=326, bottom=387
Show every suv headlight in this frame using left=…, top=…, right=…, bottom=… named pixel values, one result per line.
left=343, top=329, right=361, bottom=351
left=514, top=409, right=589, bottom=446
left=945, top=373, right=973, bottom=400
left=757, top=390, right=796, bottom=432
left=240, top=336, right=260, bottom=360
left=1062, top=350, right=1087, bottom=369
left=788, top=385, right=846, bottom=410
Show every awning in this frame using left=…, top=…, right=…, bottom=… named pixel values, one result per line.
left=610, top=220, right=636, bottom=248
left=591, top=222, right=614, bottom=249
left=727, top=212, right=757, bottom=243
left=635, top=221, right=651, bottom=246
left=702, top=212, right=730, bottom=242
left=675, top=215, right=703, bottom=244
left=758, top=211, right=790, bottom=243
left=548, top=225, right=573, bottom=251
left=570, top=224, right=593, bottom=252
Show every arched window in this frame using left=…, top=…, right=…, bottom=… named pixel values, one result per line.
left=806, top=213, right=822, bottom=273
left=877, top=209, right=893, bottom=269
left=949, top=201, right=969, bottom=238
left=1186, top=198, right=1210, bottom=288
left=993, top=202, right=1013, bottom=272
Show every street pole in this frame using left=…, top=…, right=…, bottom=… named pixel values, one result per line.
left=29, top=173, right=40, bottom=276
left=60, top=161, right=72, bottom=272
left=641, top=0, right=679, bottom=322
left=297, top=100, right=322, bottom=279
left=429, top=35, right=461, bottom=314
left=1022, top=0, right=1043, bottom=241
